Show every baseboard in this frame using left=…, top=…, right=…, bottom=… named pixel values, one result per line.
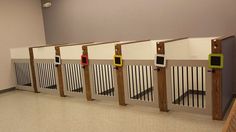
left=0, top=87, right=16, bottom=94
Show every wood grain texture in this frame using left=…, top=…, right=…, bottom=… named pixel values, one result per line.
left=115, top=44, right=126, bottom=106
left=82, top=46, right=93, bottom=101
left=156, top=42, right=168, bottom=112
left=211, top=39, right=223, bottom=120
left=55, top=47, right=65, bottom=97
left=29, top=48, right=39, bottom=93
left=222, top=100, right=236, bottom=132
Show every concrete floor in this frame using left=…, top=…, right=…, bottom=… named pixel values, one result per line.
left=0, top=90, right=224, bottom=132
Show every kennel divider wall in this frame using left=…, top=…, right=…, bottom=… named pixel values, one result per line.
left=10, top=47, right=35, bottom=92
left=57, top=42, right=96, bottom=99
left=88, top=42, right=118, bottom=101
left=117, top=40, right=164, bottom=107
left=164, top=37, right=216, bottom=115
left=32, top=45, right=62, bottom=96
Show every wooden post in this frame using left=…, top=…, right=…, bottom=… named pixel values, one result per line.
left=55, top=47, right=65, bottom=97
left=29, top=48, right=39, bottom=93
left=82, top=46, right=93, bottom=101
left=211, top=39, right=223, bottom=120
left=115, top=44, right=126, bottom=106
left=156, top=42, right=168, bottom=112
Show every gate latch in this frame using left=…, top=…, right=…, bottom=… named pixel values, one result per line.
left=207, top=69, right=215, bottom=73
left=154, top=68, right=161, bottom=71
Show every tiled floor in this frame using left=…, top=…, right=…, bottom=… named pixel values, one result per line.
left=0, top=90, right=224, bottom=132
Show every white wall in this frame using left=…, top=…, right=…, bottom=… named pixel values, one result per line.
left=10, top=47, right=30, bottom=59
left=60, top=45, right=84, bottom=60
left=60, top=42, right=100, bottom=60
left=188, top=37, right=216, bottom=60
left=165, top=38, right=215, bottom=60
left=33, top=46, right=55, bottom=59
left=122, top=40, right=158, bottom=60
left=0, top=0, right=46, bottom=90
left=88, top=42, right=117, bottom=60
left=88, top=42, right=131, bottom=60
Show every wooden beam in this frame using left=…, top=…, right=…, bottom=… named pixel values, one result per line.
left=28, top=48, right=39, bottom=93
left=211, top=39, right=223, bottom=120
left=55, top=47, right=65, bottom=97
left=115, top=44, right=126, bottom=106
left=82, top=46, right=93, bottom=101
left=156, top=42, right=168, bottom=112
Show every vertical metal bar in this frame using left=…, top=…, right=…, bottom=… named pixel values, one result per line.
left=69, top=64, right=73, bottom=92
left=110, top=65, right=114, bottom=96
left=191, top=67, right=194, bottom=107
left=187, top=66, right=190, bottom=106
left=95, top=64, right=100, bottom=94
left=138, top=65, right=142, bottom=100
left=51, top=63, right=57, bottom=89
left=27, top=64, right=31, bottom=84
left=17, top=64, right=20, bottom=84
left=65, top=64, right=70, bottom=91
left=145, top=66, right=150, bottom=101
left=142, top=66, right=146, bottom=101
left=134, top=65, right=138, bottom=99
left=47, top=63, right=51, bottom=88
left=45, top=63, right=48, bottom=88
left=98, top=64, right=102, bottom=95
left=23, top=64, right=26, bottom=84
left=127, top=65, right=131, bottom=99
left=64, top=65, right=69, bottom=91
left=74, top=64, right=78, bottom=91
left=196, top=67, right=199, bottom=107
left=50, top=63, right=54, bottom=88
left=100, top=64, right=105, bottom=95
left=70, top=64, right=74, bottom=91
left=75, top=64, right=80, bottom=92
left=150, top=66, right=153, bottom=102
left=106, top=65, right=111, bottom=96
left=49, top=63, right=53, bottom=89
left=172, top=67, right=176, bottom=104
left=26, top=63, right=29, bottom=84
left=92, top=65, right=97, bottom=94
left=41, top=63, right=44, bottom=88
left=78, top=64, right=83, bottom=92
left=72, top=64, right=76, bottom=91
left=72, top=64, right=76, bottom=92
left=18, top=64, right=22, bottom=84
left=19, top=64, right=23, bottom=84
left=42, top=63, right=45, bottom=88
left=98, top=65, right=103, bottom=95
left=41, top=63, right=45, bottom=88
left=104, top=65, right=108, bottom=96
left=108, top=65, right=113, bottom=96
left=14, top=64, right=19, bottom=85
left=66, top=64, right=71, bottom=92
left=73, top=64, right=78, bottom=91
left=177, top=66, right=180, bottom=104
left=22, top=64, right=25, bottom=84
left=36, top=64, right=41, bottom=88
left=202, top=67, right=204, bottom=108
left=182, top=66, right=185, bottom=105
left=130, top=65, right=135, bottom=99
